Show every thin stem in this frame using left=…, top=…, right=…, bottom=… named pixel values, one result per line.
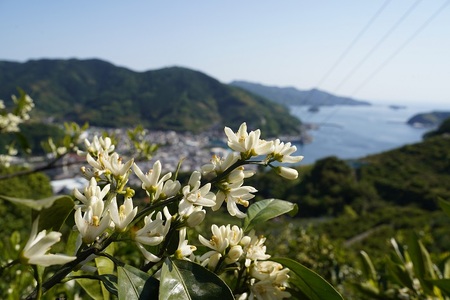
left=0, top=259, right=19, bottom=276
left=0, top=152, right=74, bottom=180
left=131, top=194, right=183, bottom=228
left=97, top=252, right=125, bottom=267
left=32, top=265, right=42, bottom=300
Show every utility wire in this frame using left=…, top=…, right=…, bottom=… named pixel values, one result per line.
left=351, top=0, right=450, bottom=96
left=333, top=0, right=422, bottom=93
left=314, top=0, right=423, bottom=127
left=300, top=0, right=391, bottom=123
left=316, top=0, right=392, bottom=88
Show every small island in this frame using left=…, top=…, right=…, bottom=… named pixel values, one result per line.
left=407, top=111, right=450, bottom=127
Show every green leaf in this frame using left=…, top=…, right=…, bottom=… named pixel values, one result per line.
left=34, top=196, right=74, bottom=231
left=242, top=199, right=298, bottom=232
left=271, top=257, right=343, bottom=300
left=425, top=279, right=450, bottom=296
left=71, top=274, right=118, bottom=299
left=95, top=244, right=116, bottom=299
left=443, top=255, right=450, bottom=278
left=0, top=194, right=71, bottom=211
left=349, top=282, right=385, bottom=300
left=74, top=271, right=104, bottom=300
left=438, top=198, right=450, bottom=218
left=405, top=231, right=436, bottom=293
left=97, top=274, right=118, bottom=296
left=359, top=250, right=377, bottom=281
left=159, top=258, right=234, bottom=300
left=117, top=265, right=158, bottom=300
left=385, top=259, right=414, bottom=290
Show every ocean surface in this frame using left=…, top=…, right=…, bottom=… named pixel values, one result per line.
left=289, top=104, right=449, bottom=165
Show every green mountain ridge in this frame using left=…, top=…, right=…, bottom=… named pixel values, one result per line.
left=0, top=59, right=301, bottom=136
left=230, top=80, right=371, bottom=106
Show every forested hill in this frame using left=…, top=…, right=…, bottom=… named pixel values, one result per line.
left=230, top=80, right=371, bottom=106
left=0, top=59, right=301, bottom=136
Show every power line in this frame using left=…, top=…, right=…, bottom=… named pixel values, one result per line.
left=312, top=0, right=423, bottom=127
left=333, top=0, right=422, bottom=93
left=351, top=0, right=450, bottom=96
left=316, top=0, right=392, bottom=88
left=300, top=0, right=391, bottom=123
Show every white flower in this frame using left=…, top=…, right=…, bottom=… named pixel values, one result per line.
left=250, top=261, right=290, bottom=283
left=243, top=232, right=271, bottom=267
left=0, top=94, right=34, bottom=133
left=201, top=153, right=240, bottom=175
left=86, top=151, right=133, bottom=179
left=249, top=278, right=291, bottom=300
left=86, top=153, right=104, bottom=171
left=136, top=242, right=161, bottom=263
left=214, top=183, right=257, bottom=218
left=175, top=228, right=197, bottom=260
left=198, top=224, right=231, bottom=253
left=109, top=197, right=137, bottom=232
left=133, top=161, right=172, bottom=200
left=179, top=171, right=216, bottom=213
left=75, top=199, right=111, bottom=244
left=135, top=207, right=172, bottom=246
left=197, top=224, right=246, bottom=269
left=248, top=261, right=291, bottom=300
left=271, top=139, right=304, bottom=163
left=161, top=179, right=181, bottom=198
left=73, top=178, right=110, bottom=210
left=275, top=166, right=299, bottom=180
left=224, top=123, right=274, bottom=158
left=100, top=152, right=134, bottom=177
left=21, top=218, right=76, bottom=266
left=85, top=136, right=115, bottom=155
left=226, top=225, right=245, bottom=246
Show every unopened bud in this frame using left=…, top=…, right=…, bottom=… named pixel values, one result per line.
left=186, top=210, right=206, bottom=227
left=275, top=166, right=298, bottom=180
left=224, top=245, right=243, bottom=264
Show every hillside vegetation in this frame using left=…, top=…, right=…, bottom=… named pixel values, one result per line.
left=230, top=80, right=371, bottom=106
left=0, top=59, right=301, bottom=136
left=248, top=122, right=450, bottom=258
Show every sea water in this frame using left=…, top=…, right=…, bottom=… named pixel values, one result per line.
left=289, top=104, right=449, bottom=165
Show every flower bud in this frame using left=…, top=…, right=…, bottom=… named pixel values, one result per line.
left=186, top=210, right=206, bottom=227
left=207, top=252, right=222, bottom=270
left=224, top=245, right=244, bottom=264
left=275, top=166, right=298, bottom=180
left=240, top=235, right=251, bottom=246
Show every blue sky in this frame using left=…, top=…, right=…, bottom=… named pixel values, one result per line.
left=1, top=0, right=449, bottom=106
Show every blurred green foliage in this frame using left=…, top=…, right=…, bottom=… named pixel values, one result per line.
left=0, top=165, right=54, bottom=299
left=424, top=116, right=450, bottom=139
left=0, top=164, right=53, bottom=237
left=0, top=122, right=65, bottom=155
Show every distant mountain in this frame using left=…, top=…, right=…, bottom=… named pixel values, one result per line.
left=407, top=111, right=450, bottom=127
left=0, top=59, right=301, bottom=136
left=230, top=81, right=371, bottom=106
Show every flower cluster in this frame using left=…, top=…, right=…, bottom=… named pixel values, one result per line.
left=202, top=122, right=303, bottom=217
left=0, top=92, right=34, bottom=166
left=14, top=121, right=304, bottom=299
left=197, top=224, right=291, bottom=299
left=0, top=93, right=34, bottom=134
left=73, top=122, right=300, bottom=288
